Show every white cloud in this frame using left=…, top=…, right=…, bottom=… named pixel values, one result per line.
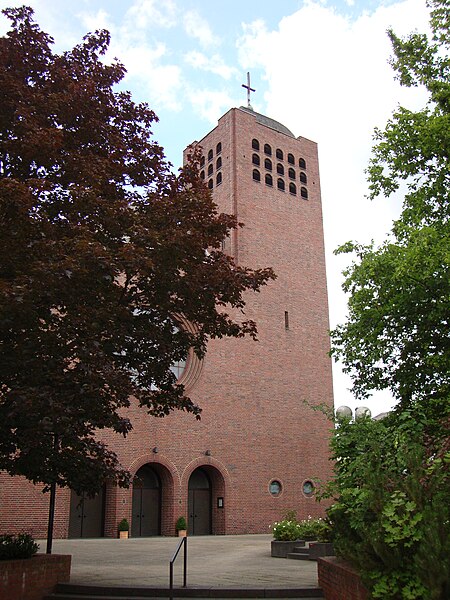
left=237, top=0, right=430, bottom=413
left=78, top=8, right=113, bottom=33
left=74, top=1, right=182, bottom=112
left=114, top=42, right=183, bottom=111
left=184, top=50, right=237, bottom=79
left=183, top=10, right=219, bottom=47
left=187, top=88, right=238, bottom=124
left=125, top=0, right=177, bottom=30
left=0, top=0, right=81, bottom=48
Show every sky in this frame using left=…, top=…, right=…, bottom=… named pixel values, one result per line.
left=0, top=0, right=431, bottom=417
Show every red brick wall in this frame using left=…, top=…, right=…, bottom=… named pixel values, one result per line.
left=177, top=107, right=334, bottom=533
left=318, top=557, right=369, bottom=600
left=0, top=554, right=71, bottom=600
left=1, top=107, right=334, bottom=538
left=0, top=474, right=70, bottom=539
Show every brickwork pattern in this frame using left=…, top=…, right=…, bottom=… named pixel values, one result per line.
left=318, top=557, right=369, bottom=600
left=0, top=474, right=70, bottom=539
left=0, top=554, right=71, bottom=600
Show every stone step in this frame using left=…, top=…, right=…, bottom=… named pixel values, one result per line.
left=286, top=543, right=335, bottom=563
left=44, top=583, right=324, bottom=599
left=287, top=552, right=310, bottom=560
left=287, top=545, right=311, bottom=561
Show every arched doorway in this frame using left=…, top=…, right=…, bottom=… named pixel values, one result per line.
left=188, top=467, right=211, bottom=535
left=132, top=464, right=161, bottom=536
left=68, top=487, right=105, bottom=538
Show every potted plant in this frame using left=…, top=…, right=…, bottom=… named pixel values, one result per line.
left=175, top=516, right=187, bottom=537
left=271, top=511, right=305, bottom=558
left=294, top=516, right=334, bottom=560
left=118, top=518, right=129, bottom=539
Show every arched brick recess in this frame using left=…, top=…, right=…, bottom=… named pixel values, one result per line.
left=128, top=454, right=179, bottom=536
left=181, top=457, right=230, bottom=535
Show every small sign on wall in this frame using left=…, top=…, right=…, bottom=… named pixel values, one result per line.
left=217, top=497, right=224, bottom=508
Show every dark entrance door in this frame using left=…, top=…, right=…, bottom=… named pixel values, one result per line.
left=68, top=487, right=105, bottom=538
left=188, top=468, right=211, bottom=535
left=131, top=464, right=161, bottom=537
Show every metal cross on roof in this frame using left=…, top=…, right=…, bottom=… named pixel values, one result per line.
left=242, top=72, right=255, bottom=107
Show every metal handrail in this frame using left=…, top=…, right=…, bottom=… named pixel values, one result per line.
left=169, top=535, right=187, bottom=600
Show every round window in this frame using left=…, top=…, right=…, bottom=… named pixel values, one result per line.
left=269, top=480, right=282, bottom=497
left=170, top=358, right=187, bottom=380
left=169, top=316, right=203, bottom=391
left=302, top=480, right=315, bottom=497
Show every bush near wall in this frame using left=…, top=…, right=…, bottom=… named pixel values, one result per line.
left=0, top=533, right=39, bottom=560
left=323, top=412, right=449, bottom=599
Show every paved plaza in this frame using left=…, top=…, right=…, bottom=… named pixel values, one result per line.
left=39, top=534, right=320, bottom=590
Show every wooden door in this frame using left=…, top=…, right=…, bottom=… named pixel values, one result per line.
left=188, top=468, right=211, bottom=535
left=131, top=465, right=161, bottom=537
left=68, top=488, right=104, bottom=538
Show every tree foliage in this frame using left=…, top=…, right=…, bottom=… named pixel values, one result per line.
left=330, top=0, right=449, bottom=418
left=0, top=6, right=275, bottom=494
left=325, top=413, right=449, bottom=600
left=326, top=2, right=450, bottom=597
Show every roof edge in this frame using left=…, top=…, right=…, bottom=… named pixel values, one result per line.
left=238, top=106, right=295, bottom=138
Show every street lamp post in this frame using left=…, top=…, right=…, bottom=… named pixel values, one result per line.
left=45, top=431, right=58, bottom=554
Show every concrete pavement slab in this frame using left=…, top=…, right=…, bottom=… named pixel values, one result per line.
left=39, top=535, right=320, bottom=589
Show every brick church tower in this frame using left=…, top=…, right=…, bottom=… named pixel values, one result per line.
left=0, top=105, right=334, bottom=539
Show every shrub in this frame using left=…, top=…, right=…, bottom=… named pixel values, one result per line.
left=118, top=518, right=129, bottom=532
left=324, top=411, right=450, bottom=600
left=0, top=533, right=39, bottom=560
left=297, top=516, right=332, bottom=542
left=272, top=519, right=302, bottom=541
left=272, top=511, right=332, bottom=542
left=175, top=516, right=187, bottom=531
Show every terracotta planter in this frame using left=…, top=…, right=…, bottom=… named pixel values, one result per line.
left=177, top=529, right=187, bottom=537
left=119, top=530, right=129, bottom=539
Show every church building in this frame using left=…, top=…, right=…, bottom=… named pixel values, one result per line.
left=0, top=99, right=334, bottom=538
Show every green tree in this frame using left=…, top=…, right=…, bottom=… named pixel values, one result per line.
left=331, top=0, right=449, bottom=420
left=326, top=1, right=450, bottom=598
left=0, top=7, right=275, bottom=495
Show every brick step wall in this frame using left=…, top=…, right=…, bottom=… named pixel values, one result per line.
left=0, top=554, right=71, bottom=600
